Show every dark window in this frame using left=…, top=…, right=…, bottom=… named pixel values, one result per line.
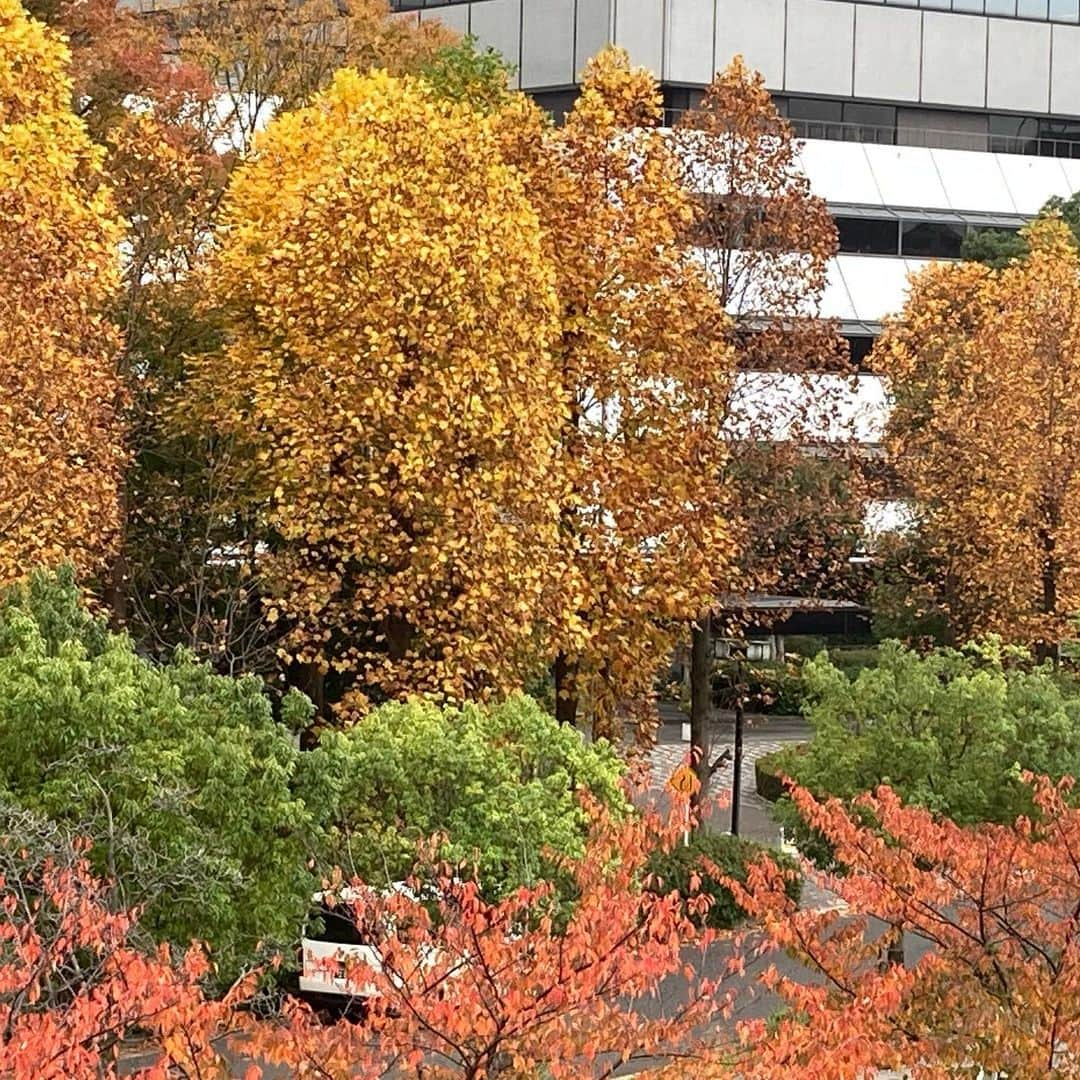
left=897, top=107, right=988, bottom=151
left=661, top=85, right=704, bottom=123
left=1039, top=117, right=1080, bottom=158
left=842, top=102, right=896, bottom=145
left=529, top=89, right=580, bottom=126
left=989, top=113, right=1040, bottom=154
left=835, top=216, right=899, bottom=255
left=787, top=97, right=844, bottom=141
left=845, top=336, right=877, bottom=369
left=901, top=220, right=965, bottom=259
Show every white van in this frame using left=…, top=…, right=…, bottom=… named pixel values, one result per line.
left=298, top=887, right=384, bottom=1015
left=298, top=883, right=441, bottom=1016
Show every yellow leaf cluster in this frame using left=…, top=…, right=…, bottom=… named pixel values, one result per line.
left=521, top=49, right=737, bottom=738
left=185, top=68, right=563, bottom=712
left=0, top=0, right=124, bottom=586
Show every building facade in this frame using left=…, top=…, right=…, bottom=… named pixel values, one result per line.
left=396, top=0, right=1080, bottom=362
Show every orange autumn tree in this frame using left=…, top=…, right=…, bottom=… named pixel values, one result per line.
left=186, top=69, right=564, bottom=715
left=0, top=824, right=246, bottom=1080
left=724, top=776, right=1080, bottom=1079
left=533, top=49, right=735, bottom=741
left=875, top=217, right=1080, bottom=653
left=673, top=57, right=853, bottom=792
left=0, top=0, right=125, bottom=586
left=259, top=798, right=731, bottom=1079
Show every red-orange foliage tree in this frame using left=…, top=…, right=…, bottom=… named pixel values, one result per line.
left=725, top=777, right=1080, bottom=1079
left=259, top=800, right=732, bottom=1078
left=0, top=825, right=247, bottom=1080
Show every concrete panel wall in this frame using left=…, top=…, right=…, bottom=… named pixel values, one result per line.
left=614, top=0, right=665, bottom=74
left=470, top=0, right=522, bottom=86
left=421, top=5, right=469, bottom=34
left=666, top=0, right=715, bottom=84
left=714, top=0, right=785, bottom=88
left=490, top=0, right=1076, bottom=120
left=853, top=6, right=921, bottom=102
left=1051, top=24, right=1080, bottom=116
left=522, top=0, right=575, bottom=87
left=987, top=19, right=1052, bottom=112
left=576, top=0, right=614, bottom=79
left=921, top=12, right=986, bottom=107
left=784, top=0, right=854, bottom=97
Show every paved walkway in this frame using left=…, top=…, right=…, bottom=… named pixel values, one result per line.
left=645, top=702, right=809, bottom=845
left=641, top=703, right=846, bottom=913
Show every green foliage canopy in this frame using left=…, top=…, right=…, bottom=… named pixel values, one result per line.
left=782, top=639, right=1080, bottom=826
left=299, top=694, right=627, bottom=898
left=0, top=569, right=317, bottom=983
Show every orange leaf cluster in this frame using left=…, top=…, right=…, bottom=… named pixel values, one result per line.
left=257, top=798, right=730, bottom=1078
left=876, top=217, right=1080, bottom=648
left=724, top=776, right=1080, bottom=1078
left=0, top=848, right=246, bottom=1079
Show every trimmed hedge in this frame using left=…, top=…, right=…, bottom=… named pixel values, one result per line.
left=645, top=831, right=802, bottom=930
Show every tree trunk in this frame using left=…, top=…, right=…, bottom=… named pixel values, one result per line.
left=103, top=486, right=130, bottom=628
left=1038, top=522, right=1061, bottom=665
left=689, top=615, right=712, bottom=821
left=731, top=692, right=744, bottom=837
left=554, top=651, right=578, bottom=726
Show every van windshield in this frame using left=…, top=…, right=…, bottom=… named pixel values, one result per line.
left=306, top=902, right=370, bottom=946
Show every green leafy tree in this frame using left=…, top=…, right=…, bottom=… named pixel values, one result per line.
left=779, top=639, right=1080, bottom=831
left=298, top=695, right=627, bottom=898
left=0, top=569, right=318, bottom=983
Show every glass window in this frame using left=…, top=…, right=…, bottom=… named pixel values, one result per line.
left=1016, top=0, right=1049, bottom=15
left=1039, top=117, right=1080, bottom=158
left=901, top=220, right=965, bottom=259
left=952, top=0, right=986, bottom=11
left=835, top=216, right=899, bottom=255
left=1050, top=0, right=1080, bottom=19
left=989, top=113, right=1039, bottom=153
left=985, top=0, right=1017, bottom=13
left=845, top=336, right=877, bottom=369
left=897, top=107, right=988, bottom=151
left=787, top=97, right=843, bottom=141
left=842, top=102, right=896, bottom=144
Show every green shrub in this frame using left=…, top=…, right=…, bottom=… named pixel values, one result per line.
left=298, top=694, right=628, bottom=900
left=774, top=639, right=1080, bottom=867
left=645, top=831, right=801, bottom=930
left=0, top=569, right=318, bottom=984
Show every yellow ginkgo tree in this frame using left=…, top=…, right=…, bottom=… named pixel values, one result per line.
left=186, top=69, right=564, bottom=715
left=0, top=0, right=125, bottom=586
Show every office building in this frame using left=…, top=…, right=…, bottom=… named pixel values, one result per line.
left=395, top=0, right=1080, bottom=367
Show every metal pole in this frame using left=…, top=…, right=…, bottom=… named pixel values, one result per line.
left=731, top=656, right=744, bottom=837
